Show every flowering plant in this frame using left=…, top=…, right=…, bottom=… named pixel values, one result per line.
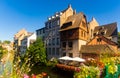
left=74, top=65, right=100, bottom=78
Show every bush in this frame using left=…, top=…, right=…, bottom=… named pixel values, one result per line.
left=74, top=65, right=100, bottom=78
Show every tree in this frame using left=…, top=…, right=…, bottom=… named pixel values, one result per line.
left=25, top=37, right=47, bottom=65
left=3, top=40, right=11, bottom=44
left=0, top=40, right=2, bottom=44
left=0, top=46, right=3, bottom=59
left=118, top=32, right=120, bottom=47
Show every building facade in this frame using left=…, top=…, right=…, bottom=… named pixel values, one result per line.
left=80, top=22, right=118, bottom=60
left=88, top=17, right=99, bottom=40
left=93, top=22, right=118, bottom=43
left=44, top=5, right=74, bottom=59
left=80, top=35, right=118, bottom=60
left=34, top=5, right=118, bottom=60
left=36, top=27, right=45, bottom=40
left=60, top=12, right=88, bottom=57
left=14, top=29, right=28, bottom=54
left=20, top=33, right=36, bottom=56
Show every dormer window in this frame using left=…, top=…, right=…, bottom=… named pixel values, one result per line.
left=101, top=32, right=105, bottom=35
left=97, top=38, right=102, bottom=42
left=61, top=22, right=72, bottom=29
left=93, top=33, right=96, bottom=36
left=62, top=42, right=66, bottom=48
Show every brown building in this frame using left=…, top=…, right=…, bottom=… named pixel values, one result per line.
left=93, top=22, right=118, bottom=43
left=80, top=35, right=118, bottom=60
left=88, top=17, right=99, bottom=40
left=79, top=22, right=118, bottom=60
left=60, top=12, right=88, bottom=57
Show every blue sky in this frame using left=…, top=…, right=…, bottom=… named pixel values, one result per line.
left=0, top=0, right=120, bottom=41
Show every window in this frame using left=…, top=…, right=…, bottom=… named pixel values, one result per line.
left=49, top=22, right=51, bottom=28
left=43, top=36, right=45, bottom=40
left=68, top=42, right=73, bottom=49
left=56, top=30, right=59, bottom=35
left=49, top=48, right=51, bottom=55
left=52, top=38, right=55, bottom=45
left=63, top=53, right=66, bottom=56
left=56, top=38, right=59, bottom=45
left=49, top=39, right=51, bottom=45
left=52, top=48, right=55, bottom=55
left=62, top=42, right=66, bottom=48
left=101, top=32, right=105, bottom=35
left=46, top=48, right=48, bottom=55
left=97, top=38, right=102, bottom=42
left=39, top=30, right=41, bottom=34
left=46, top=23, right=49, bottom=29
left=62, top=22, right=72, bottom=29
left=57, top=20, right=60, bottom=25
left=56, top=48, right=59, bottom=55
left=69, top=53, right=73, bottom=57
left=68, top=31, right=73, bottom=36
left=43, top=28, right=45, bottom=33
left=93, top=33, right=96, bottom=36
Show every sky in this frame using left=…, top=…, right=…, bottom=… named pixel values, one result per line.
left=0, top=0, right=120, bottom=41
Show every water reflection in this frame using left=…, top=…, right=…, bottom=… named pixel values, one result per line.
left=0, top=61, right=12, bottom=76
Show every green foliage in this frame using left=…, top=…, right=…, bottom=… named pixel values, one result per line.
left=0, top=40, right=2, bottom=44
left=74, top=65, right=100, bottom=78
left=108, top=64, right=117, bottom=74
left=3, top=40, right=11, bottom=44
left=8, top=37, right=47, bottom=77
left=0, top=46, right=3, bottom=59
left=0, top=46, right=8, bottom=59
left=25, top=37, right=47, bottom=65
left=46, top=60, right=58, bottom=67
left=0, top=46, right=3, bottom=50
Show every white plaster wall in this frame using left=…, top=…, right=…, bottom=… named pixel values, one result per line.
left=27, top=33, right=36, bottom=47
left=65, top=40, right=87, bottom=57
left=112, top=37, right=118, bottom=43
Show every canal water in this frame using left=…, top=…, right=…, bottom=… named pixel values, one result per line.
left=0, top=61, right=12, bottom=76
left=0, top=62, right=4, bottom=75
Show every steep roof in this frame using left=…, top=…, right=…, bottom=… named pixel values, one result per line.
left=14, top=29, right=27, bottom=39
left=27, top=32, right=34, bottom=37
left=87, top=35, right=118, bottom=46
left=61, top=4, right=72, bottom=13
left=80, top=44, right=115, bottom=54
left=88, top=17, right=99, bottom=26
left=60, top=12, right=84, bottom=31
left=94, top=22, right=117, bottom=37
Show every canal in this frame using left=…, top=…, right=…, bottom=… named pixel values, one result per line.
left=0, top=52, right=12, bottom=77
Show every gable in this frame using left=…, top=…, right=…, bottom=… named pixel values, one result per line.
left=80, top=15, right=88, bottom=31
left=60, top=12, right=84, bottom=31
left=87, top=35, right=117, bottom=46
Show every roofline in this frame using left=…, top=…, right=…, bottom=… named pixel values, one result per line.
left=87, top=35, right=118, bottom=46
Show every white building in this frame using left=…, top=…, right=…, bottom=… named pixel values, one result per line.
left=20, top=33, right=36, bottom=56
